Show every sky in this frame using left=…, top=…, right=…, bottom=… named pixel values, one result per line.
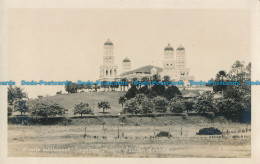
left=8, top=9, right=251, bottom=98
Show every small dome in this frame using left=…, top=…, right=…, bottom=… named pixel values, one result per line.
left=164, top=43, right=174, bottom=51
left=123, top=57, right=131, bottom=62
left=177, top=44, right=185, bottom=51
left=104, top=39, right=113, bottom=46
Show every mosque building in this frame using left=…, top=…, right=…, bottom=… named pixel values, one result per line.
left=99, top=39, right=194, bottom=85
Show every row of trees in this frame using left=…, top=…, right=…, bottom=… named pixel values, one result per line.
left=118, top=61, right=251, bottom=122
left=64, top=74, right=180, bottom=94
left=8, top=86, right=112, bottom=119
left=119, top=88, right=250, bottom=122
left=124, top=77, right=182, bottom=101
left=73, top=101, right=111, bottom=117
left=121, top=94, right=193, bottom=114
left=64, top=81, right=123, bottom=94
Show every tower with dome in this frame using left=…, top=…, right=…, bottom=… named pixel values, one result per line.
left=161, top=43, right=177, bottom=80
left=161, top=43, right=194, bottom=83
left=99, top=39, right=118, bottom=81
left=122, top=57, right=131, bottom=73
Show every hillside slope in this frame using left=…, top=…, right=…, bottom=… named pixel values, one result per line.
left=32, top=91, right=126, bottom=116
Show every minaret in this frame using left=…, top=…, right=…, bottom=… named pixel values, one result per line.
left=176, top=44, right=186, bottom=69
left=99, top=39, right=118, bottom=80
left=175, top=44, right=189, bottom=81
left=162, top=43, right=176, bottom=80
left=122, top=57, right=131, bottom=73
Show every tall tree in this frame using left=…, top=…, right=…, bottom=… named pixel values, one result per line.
left=163, top=86, right=182, bottom=101
left=98, top=101, right=111, bottom=113
left=228, top=60, right=246, bottom=83
left=215, top=70, right=227, bottom=98
left=74, top=102, right=93, bottom=117
left=8, top=86, right=27, bottom=105
left=152, top=96, right=169, bottom=113
left=118, top=96, right=127, bottom=108
left=125, top=85, right=138, bottom=99
left=30, top=101, right=66, bottom=119
left=14, top=99, right=28, bottom=116
left=169, top=96, right=186, bottom=113
left=65, top=82, right=78, bottom=93
left=194, top=91, right=215, bottom=114
left=8, top=86, right=27, bottom=116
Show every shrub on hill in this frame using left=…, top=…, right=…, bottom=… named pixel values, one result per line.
left=74, top=102, right=93, bottom=117
left=123, top=94, right=154, bottom=114
left=29, top=100, right=67, bottom=122
left=65, top=82, right=78, bottom=93
left=214, top=98, right=244, bottom=121
left=156, top=131, right=172, bottom=138
left=125, top=86, right=138, bottom=99
left=194, top=91, right=215, bottom=114
left=197, top=127, right=222, bottom=135
left=152, top=96, right=168, bottom=113
left=8, top=86, right=27, bottom=116
left=163, top=86, right=182, bottom=101
left=184, top=99, right=195, bottom=114
left=97, top=101, right=111, bottom=113
left=169, top=96, right=186, bottom=113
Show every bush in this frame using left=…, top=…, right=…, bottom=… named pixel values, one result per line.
left=152, top=96, right=168, bottom=113
left=215, top=98, right=244, bottom=121
left=123, top=98, right=139, bottom=114
left=194, top=91, right=214, bottom=114
left=184, top=99, right=195, bottom=113
left=169, top=96, right=185, bottom=113
left=140, top=96, right=155, bottom=114
left=156, top=131, right=172, bottom=138
left=118, top=115, right=127, bottom=122
left=125, top=86, right=138, bottom=99
left=8, top=86, right=27, bottom=105
left=97, top=101, right=111, bottom=113
left=14, top=99, right=28, bottom=116
left=29, top=101, right=67, bottom=120
left=123, top=94, right=154, bottom=114
left=181, top=113, right=188, bottom=120
left=163, top=86, right=182, bottom=101
left=65, top=82, right=78, bottom=93
left=74, top=102, right=93, bottom=117
left=196, top=127, right=222, bottom=135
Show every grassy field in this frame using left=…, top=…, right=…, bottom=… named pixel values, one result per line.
left=8, top=116, right=251, bottom=157
left=24, top=90, right=202, bottom=117
left=29, top=91, right=126, bottom=116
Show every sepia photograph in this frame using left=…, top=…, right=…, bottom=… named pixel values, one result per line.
left=1, top=0, right=260, bottom=163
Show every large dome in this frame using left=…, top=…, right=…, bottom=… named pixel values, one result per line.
left=104, top=39, right=113, bottom=46
left=164, top=43, right=174, bottom=51
left=123, top=57, right=131, bottom=62
left=177, top=45, right=185, bottom=51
